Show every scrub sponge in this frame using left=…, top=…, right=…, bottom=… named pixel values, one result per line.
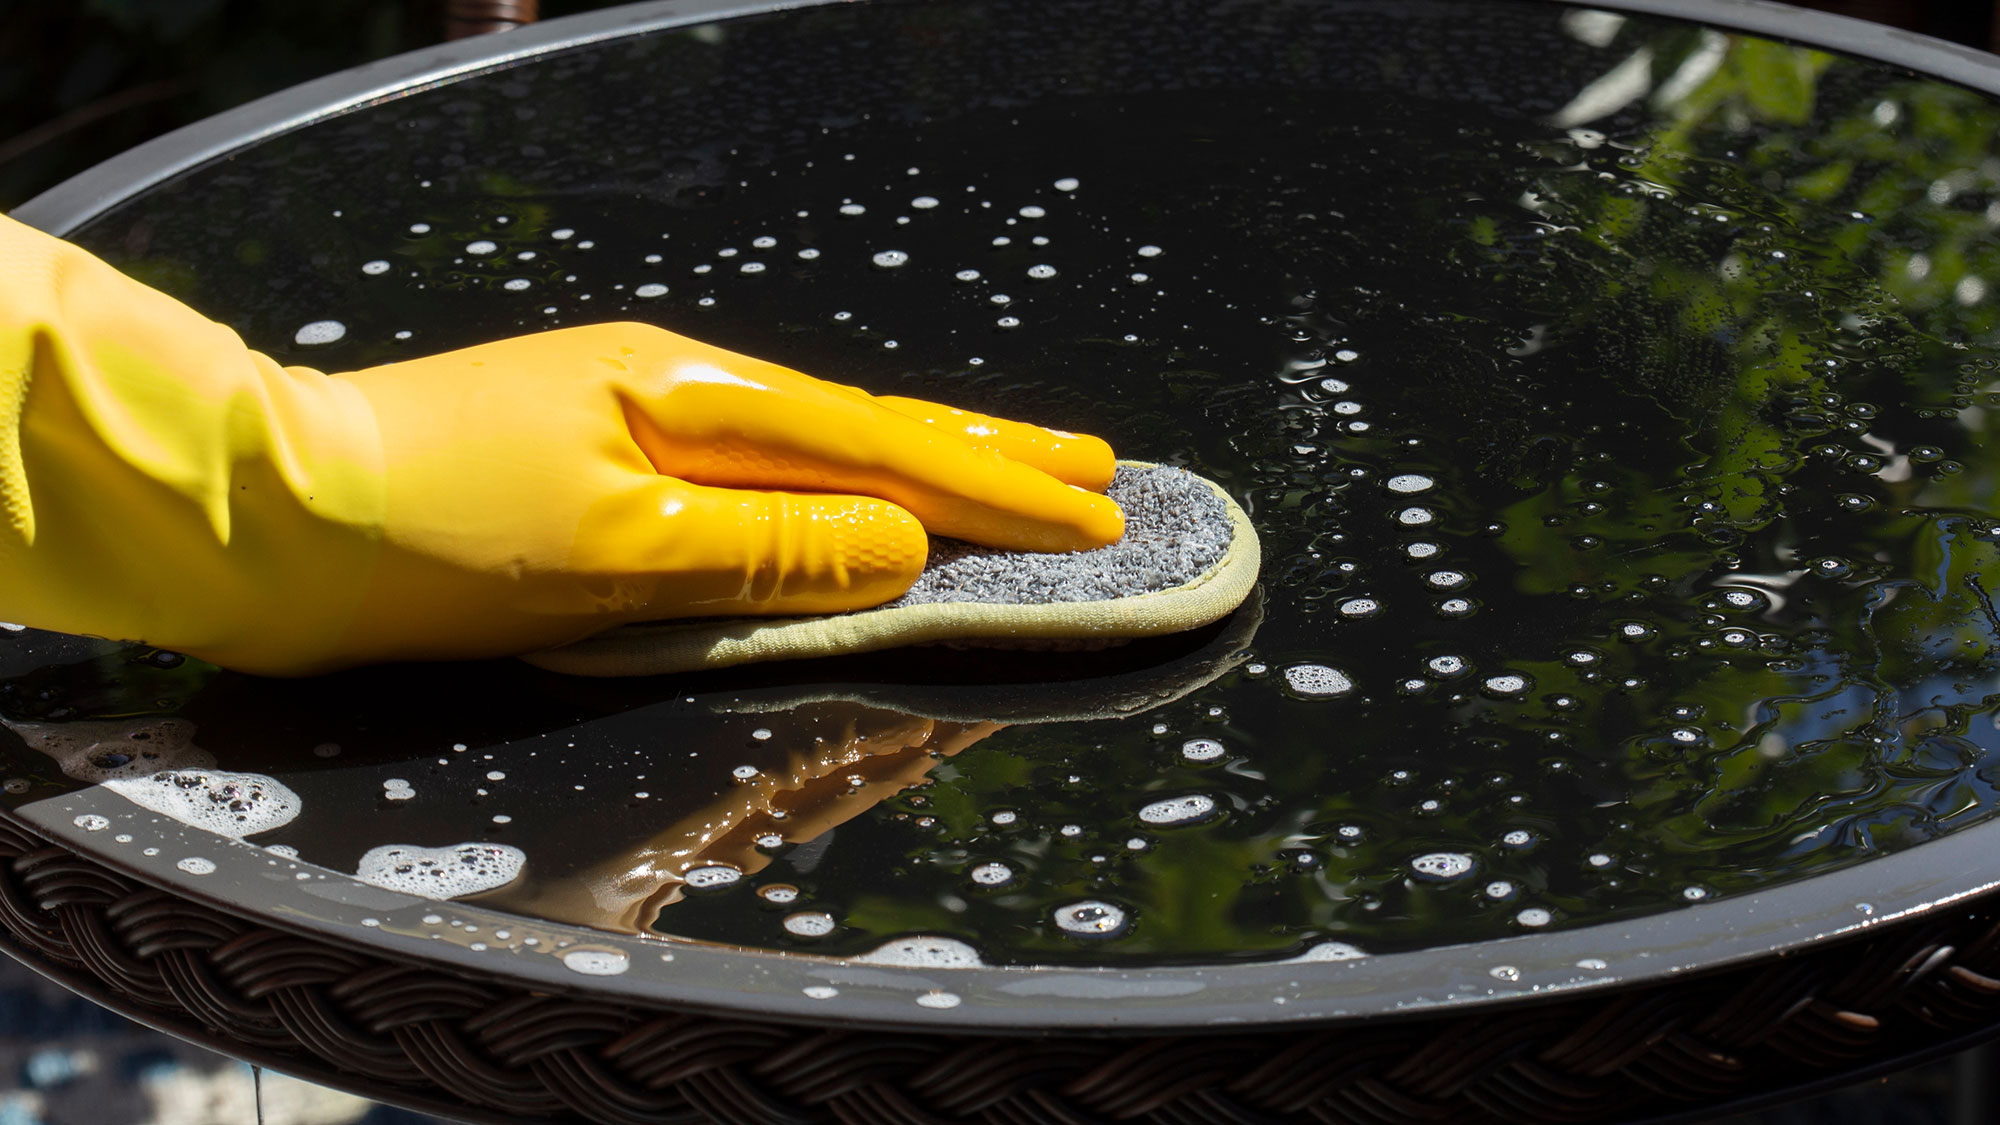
left=523, top=462, right=1259, bottom=677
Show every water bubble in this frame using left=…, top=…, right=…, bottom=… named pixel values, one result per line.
left=1054, top=177, right=1080, bottom=191
left=970, top=862, right=1013, bottom=886
left=803, top=985, right=838, bottom=999
left=916, top=991, right=962, bottom=1009
left=839, top=203, right=866, bottom=216
left=796, top=247, right=821, bottom=260
left=1180, top=738, right=1226, bottom=762
left=408, top=223, right=431, bottom=234
left=1489, top=965, right=1521, bottom=982
left=684, top=864, right=742, bottom=889
left=1482, top=674, right=1531, bottom=696
left=990, top=293, right=1012, bottom=305
left=996, top=316, right=1021, bottom=328
left=1387, top=474, right=1435, bottom=493
left=1427, top=655, right=1467, bottom=677
left=1439, top=598, right=1473, bottom=617
left=1136, top=245, right=1163, bottom=258
left=550, top=228, right=574, bottom=239
left=1426, top=571, right=1468, bottom=590
left=856, top=936, right=986, bottom=967
left=562, top=948, right=630, bottom=976
left=1053, top=900, right=1129, bottom=937
left=783, top=912, right=836, bottom=937
left=954, top=269, right=981, bottom=281
left=739, top=262, right=766, bottom=274
left=871, top=250, right=909, bottom=268
left=72, top=814, right=109, bottom=831
left=760, top=884, right=798, bottom=904
left=911, top=196, right=940, bottom=209
left=503, top=278, right=531, bottom=290
left=1138, top=795, right=1217, bottom=826
left=1410, top=852, right=1476, bottom=880
left=361, top=260, right=391, bottom=275
left=1516, top=908, right=1553, bottom=927
left=1484, top=880, right=1514, bottom=898
left=1397, top=507, right=1435, bottom=526
left=383, top=778, right=415, bottom=801
left=1027, top=264, right=1057, bottom=280
left=465, top=240, right=498, bottom=255
left=1501, top=829, right=1534, bottom=847
left=176, top=857, right=215, bottom=875
left=1283, top=664, right=1353, bottom=697
left=1407, top=542, right=1440, bottom=559
left=1617, top=621, right=1656, bottom=641
left=990, top=810, right=1018, bottom=825
left=1339, top=597, right=1380, bottom=618
left=294, top=320, right=346, bottom=346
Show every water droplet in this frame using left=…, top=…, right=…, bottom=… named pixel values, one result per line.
left=1410, top=852, right=1475, bottom=880
left=783, top=912, right=836, bottom=937
left=970, top=862, right=1013, bottom=885
left=1053, top=900, right=1128, bottom=937
left=293, top=321, right=346, bottom=346
left=1138, top=794, right=1217, bottom=825
left=1180, top=738, right=1225, bottom=761
left=684, top=865, right=741, bottom=889
left=562, top=948, right=630, bottom=976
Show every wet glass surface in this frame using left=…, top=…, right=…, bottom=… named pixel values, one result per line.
left=11, top=0, right=2000, bottom=967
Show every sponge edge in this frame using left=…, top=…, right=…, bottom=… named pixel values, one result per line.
left=521, top=461, right=1261, bottom=678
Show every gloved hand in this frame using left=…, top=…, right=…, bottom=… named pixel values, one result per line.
left=0, top=214, right=1122, bottom=675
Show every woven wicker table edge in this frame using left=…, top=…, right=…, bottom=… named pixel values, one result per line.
left=5, top=810, right=2000, bottom=1124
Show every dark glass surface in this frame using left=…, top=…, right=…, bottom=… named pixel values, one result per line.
left=8, top=0, right=2000, bottom=967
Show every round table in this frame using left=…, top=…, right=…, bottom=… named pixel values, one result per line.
left=14, top=0, right=2000, bottom=1121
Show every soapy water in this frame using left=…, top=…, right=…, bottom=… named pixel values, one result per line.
left=354, top=842, right=526, bottom=899
left=17, top=2, right=2000, bottom=969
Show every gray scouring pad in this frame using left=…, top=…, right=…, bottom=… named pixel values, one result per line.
left=522, top=462, right=1260, bottom=677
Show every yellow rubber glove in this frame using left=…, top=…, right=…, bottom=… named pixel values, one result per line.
left=0, top=213, right=1122, bottom=675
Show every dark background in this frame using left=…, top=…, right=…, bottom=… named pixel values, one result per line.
left=2, top=0, right=1999, bottom=1121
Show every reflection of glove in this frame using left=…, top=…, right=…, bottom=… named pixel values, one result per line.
left=485, top=702, right=1003, bottom=933
left=0, top=214, right=1122, bottom=675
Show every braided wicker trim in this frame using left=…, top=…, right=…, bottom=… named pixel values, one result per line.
left=2, top=812, right=1999, bottom=1124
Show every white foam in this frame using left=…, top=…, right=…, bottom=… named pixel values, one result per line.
left=1410, top=852, right=1475, bottom=880
left=1053, top=900, right=1128, bottom=937
left=1138, top=795, right=1216, bottom=825
left=1387, top=473, right=1435, bottom=493
left=1339, top=598, right=1380, bottom=617
left=561, top=948, right=630, bottom=976
left=1180, top=738, right=1225, bottom=762
left=383, top=778, right=414, bottom=801
left=871, top=250, right=910, bottom=268
left=1483, top=674, right=1530, bottom=696
left=354, top=842, right=526, bottom=899
left=294, top=320, right=346, bottom=346
left=684, top=864, right=741, bottom=889
left=72, top=814, right=108, bottom=831
left=1288, top=941, right=1366, bottom=962
left=916, top=991, right=962, bottom=1009
left=969, top=862, right=1013, bottom=886
left=1283, top=664, right=1352, bottom=697
left=855, top=936, right=985, bottom=967
left=105, top=769, right=301, bottom=839
left=784, top=912, right=836, bottom=937
left=176, top=857, right=215, bottom=875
